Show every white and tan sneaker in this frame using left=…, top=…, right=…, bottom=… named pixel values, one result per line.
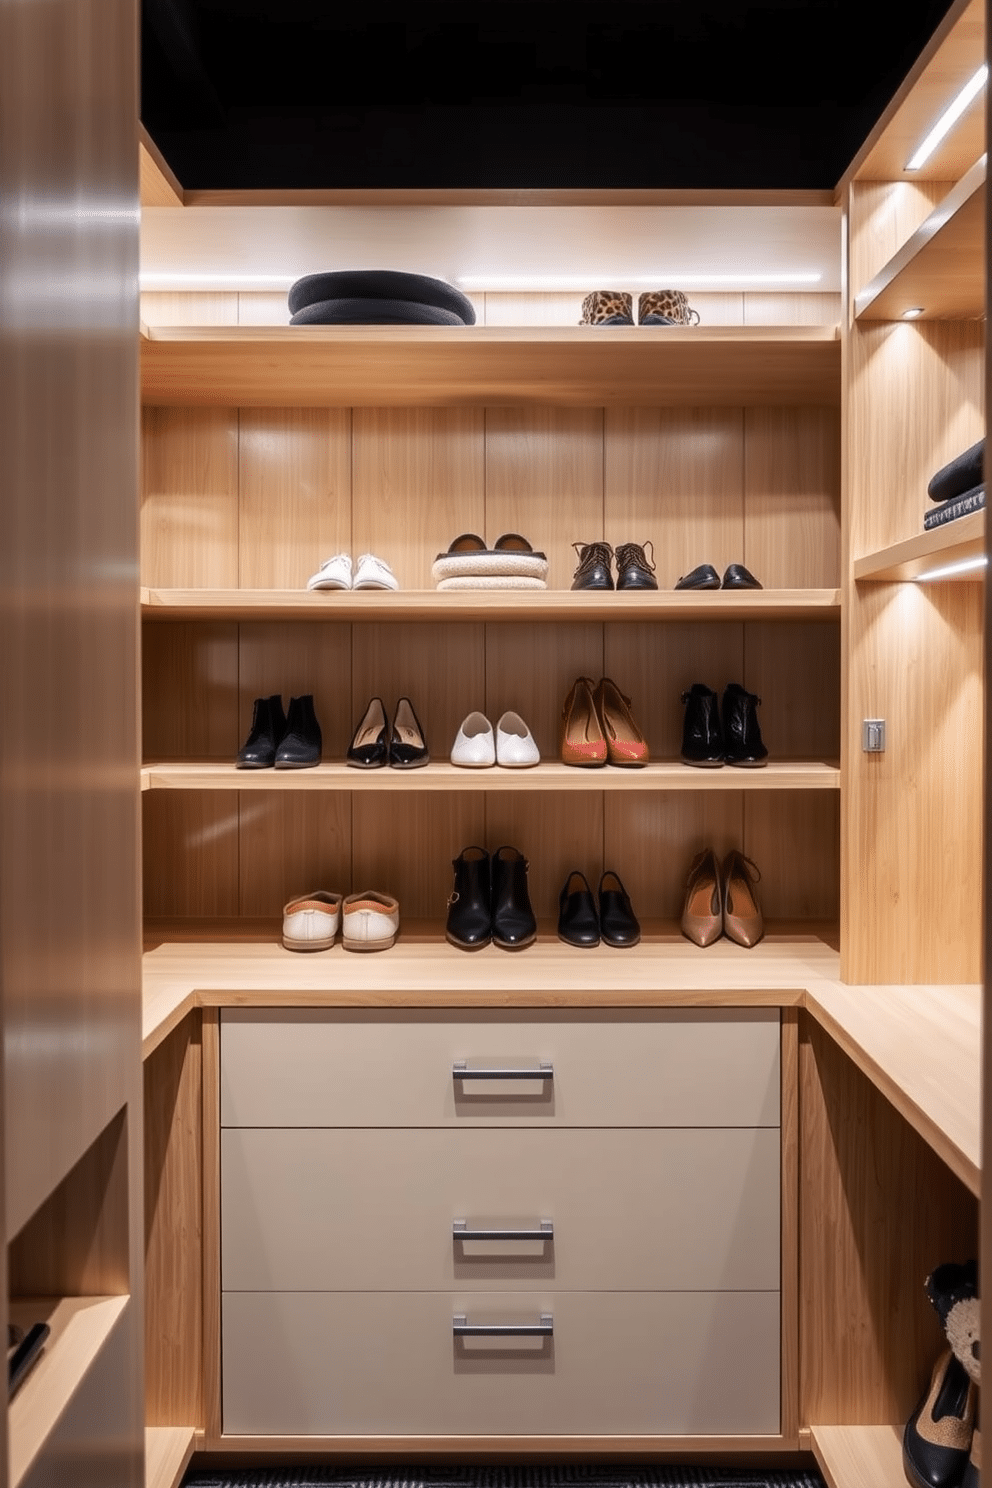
left=307, top=553, right=352, bottom=590
left=342, top=891, right=399, bottom=951
left=282, top=891, right=342, bottom=951
left=353, top=553, right=399, bottom=591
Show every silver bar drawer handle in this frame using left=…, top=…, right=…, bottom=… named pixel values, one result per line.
left=453, top=1220, right=554, bottom=1241
left=453, top=1313, right=553, bottom=1337
left=452, top=1060, right=553, bottom=1081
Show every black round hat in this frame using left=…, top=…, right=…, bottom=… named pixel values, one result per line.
left=288, top=269, right=475, bottom=325
left=289, top=296, right=468, bottom=327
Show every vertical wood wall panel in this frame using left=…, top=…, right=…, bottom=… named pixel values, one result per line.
left=612, top=792, right=745, bottom=926
left=351, top=795, right=484, bottom=922
left=239, top=793, right=352, bottom=917
left=744, top=407, right=840, bottom=588
left=744, top=794, right=840, bottom=924
left=141, top=406, right=239, bottom=587
left=143, top=623, right=240, bottom=760
left=143, top=795, right=240, bottom=921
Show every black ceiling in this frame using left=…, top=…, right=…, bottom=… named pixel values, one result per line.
left=142, top=0, right=960, bottom=192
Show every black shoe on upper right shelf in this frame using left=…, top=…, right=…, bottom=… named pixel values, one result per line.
left=722, top=563, right=763, bottom=590
left=615, top=541, right=658, bottom=590
left=571, top=541, right=614, bottom=591
left=722, top=683, right=768, bottom=767
left=675, top=563, right=721, bottom=591
left=680, top=683, right=724, bottom=766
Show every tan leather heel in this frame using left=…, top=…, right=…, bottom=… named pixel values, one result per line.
left=680, top=849, right=722, bottom=946
left=594, top=676, right=649, bottom=766
left=561, top=676, right=607, bottom=766
left=723, top=850, right=764, bottom=947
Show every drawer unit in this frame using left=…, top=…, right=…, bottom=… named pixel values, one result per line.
left=222, top=1289, right=781, bottom=1437
left=220, top=1007, right=780, bottom=1128
left=221, top=1126, right=780, bottom=1292
left=219, top=1008, right=783, bottom=1439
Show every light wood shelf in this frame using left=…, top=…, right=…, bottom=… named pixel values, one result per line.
left=145, top=1424, right=195, bottom=1488
left=140, top=759, right=841, bottom=793
left=853, top=510, right=985, bottom=581
left=812, top=1422, right=906, bottom=1488
left=140, top=586, right=842, bottom=623
left=854, top=157, right=986, bottom=320
left=8, top=1295, right=129, bottom=1488
left=139, top=324, right=841, bottom=408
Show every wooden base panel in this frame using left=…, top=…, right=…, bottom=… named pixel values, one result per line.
left=145, top=1425, right=195, bottom=1488
left=812, top=1423, right=906, bottom=1488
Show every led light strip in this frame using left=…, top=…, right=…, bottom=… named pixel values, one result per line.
left=456, top=273, right=823, bottom=292
left=905, top=65, right=988, bottom=170
left=915, top=555, right=987, bottom=582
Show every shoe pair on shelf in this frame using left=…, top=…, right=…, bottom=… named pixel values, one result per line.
left=558, top=870, right=640, bottom=948
left=562, top=676, right=648, bottom=767
left=571, top=540, right=657, bottom=591
left=432, top=533, right=548, bottom=590
left=451, top=710, right=539, bottom=768
left=282, top=890, right=400, bottom=952
left=676, top=563, right=763, bottom=591
left=579, top=289, right=699, bottom=327
left=347, top=697, right=429, bottom=769
left=446, top=845, right=536, bottom=951
left=681, top=682, right=767, bottom=767
left=307, top=552, right=399, bottom=591
left=237, top=694, right=322, bottom=769
left=681, top=849, right=764, bottom=948
left=903, top=1260, right=981, bottom=1488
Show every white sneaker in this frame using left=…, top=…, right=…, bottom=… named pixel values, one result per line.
left=496, top=711, right=540, bottom=767
left=342, top=891, right=399, bottom=952
left=353, top=553, right=399, bottom=591
left=282, top=890, right=342, bottom=951
left=307, top=553, right=352, bottom=591
left=450, top=711, right=496, bottom=767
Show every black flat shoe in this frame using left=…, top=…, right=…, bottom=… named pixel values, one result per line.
left=675, top=563, right=720, bottom=591
left=722, top=683, right=768, bottom=766
left=491, top=845, right=537, bottom=950
left=680, top=683, right=724, bottom=766
left=598, top=870, right=640, bottom=947
left=571, top=540, right=614, bottom=591
left=389, top=696, right=430, bottom=768
left=347, top=696, right=389, bottom=768
left=274, top=694, right=322, bottom=769
left=237, top=694, right=286, bottom=768
left=557, top=871, right=600, bottom=947
left=615, top=540, right=658, bottom=591
left=446, top=846, right=492, bottom=950
left=722, top=563, right=763, bottom=590
left=903, top=1350, right=975, bottom=1488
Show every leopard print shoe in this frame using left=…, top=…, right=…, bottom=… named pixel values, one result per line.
left=638, top=289, right=700, bottom=326
left=579, top=290, right=633, bottom=326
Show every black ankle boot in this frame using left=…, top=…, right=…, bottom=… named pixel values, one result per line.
left=274, top=694, right=322, bottom=769
left=491, top=845, right=537, bottom=950
left=446, top=846, right=492, bottom=950
left=680, top=683, right=724, bottom=767
left=722, top=683, right=768, bottom=767
left=237, top=694, right=286, bottom=769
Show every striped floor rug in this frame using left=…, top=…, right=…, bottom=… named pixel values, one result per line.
left=182, top=1467, right=826, bottom=1488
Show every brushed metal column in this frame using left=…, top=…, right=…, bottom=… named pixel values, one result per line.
left=0, top=0, right=142, bottom=1483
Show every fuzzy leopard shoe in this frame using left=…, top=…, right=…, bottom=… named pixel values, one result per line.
left=638, top=288, right=700, bottom=326
left=579, top=290, right=633, bottom=326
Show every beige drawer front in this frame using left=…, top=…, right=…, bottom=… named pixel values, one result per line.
left=221, top=1126, right=780, bottom=1292
left=220, top=1008, right=780, bottom=1128
left=222, top=1288, right=780, bottom=1437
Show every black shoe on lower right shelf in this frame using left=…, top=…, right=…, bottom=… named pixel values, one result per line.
left=491, top=845, right=537, bottom=950
left=722, top=682, right=768, bottom=767
left=598, top=870, right=640, bottom=947
left=680, top=683, right=724, bottom=766
left=903, top=1350, right=976, bottom=1488
left=274, top=693, right=322, bottom=769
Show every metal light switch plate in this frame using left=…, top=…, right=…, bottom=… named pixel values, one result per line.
left=862, top=719, right=886, bottom=752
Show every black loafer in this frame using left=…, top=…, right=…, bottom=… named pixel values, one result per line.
left=558, top=871, right=600, bottom=947
left=571, top=540, right=614, bottom=591
left=446, top=846, right=491, bottom=950
left=491, top=845, right=537, bottom=950
left=680, top=683, right=724, bottom=766
left=722, top=683, right=768, bottom=767
left=722, top=563, right=763, bottom=590
left=274, top=694, right=322, bottom=769
left=615, top=540, right=658, bottom=591
left=675, top=563, right=720, bottom=591
left=598, top=871, right=640, bottom=947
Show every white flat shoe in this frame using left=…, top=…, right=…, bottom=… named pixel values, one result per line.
left=353, top=552, right=399, bottom=591
left=450, top=711, right=495, bottom=767
left=282, top=890, right=342, bottom=951
left=342, top=890, right=399, bottom=951
left=496, top=710, right=540, bottom=767
left=307, top=553, right=352, bottom=590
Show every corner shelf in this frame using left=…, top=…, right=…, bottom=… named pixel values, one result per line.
left=140, top=324, right=841, bottom=408
left=145, top=1424, right=195, bottom=1488
left=811, top=1423, right=906, bottom=1488
left=853, top=510, right=985, bottom=581
left=8, top=1295, right=129, bottom=1488
left=140, top=759, right=841, bottom=793
left=140, top=587, right=842, bottom=623
left=854, top=156, right=986, bottom=320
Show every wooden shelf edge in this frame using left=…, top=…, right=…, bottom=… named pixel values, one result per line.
left=8, top=1295, right=129, bottom=1488
left=853, top=156, right=986, bottom=320
left=200, top=1431, right=801, bottom=1455
left=145, top=1424, right=196, bottom=1488
left=853, top=510, right=985, bottom=581
left=811, top=1422, right=906, bottom=1488
left=143, top=323, right=841, bottom=348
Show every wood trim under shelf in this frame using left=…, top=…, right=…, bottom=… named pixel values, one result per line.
left=811, top=1422, right=906, bottom=1488
left=853, top=157, right=986, bottom=320
left=145, top=1424, right=195, bottom=1488
left=140, top=324, right=841, bottom=408
left=853, top=510, right=985, bottom=581
left=140, top=759, right=841, bottom=793
left=8, top=1295, right=129, bottom=1488
left=140, top=587, right=842, bottom=623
